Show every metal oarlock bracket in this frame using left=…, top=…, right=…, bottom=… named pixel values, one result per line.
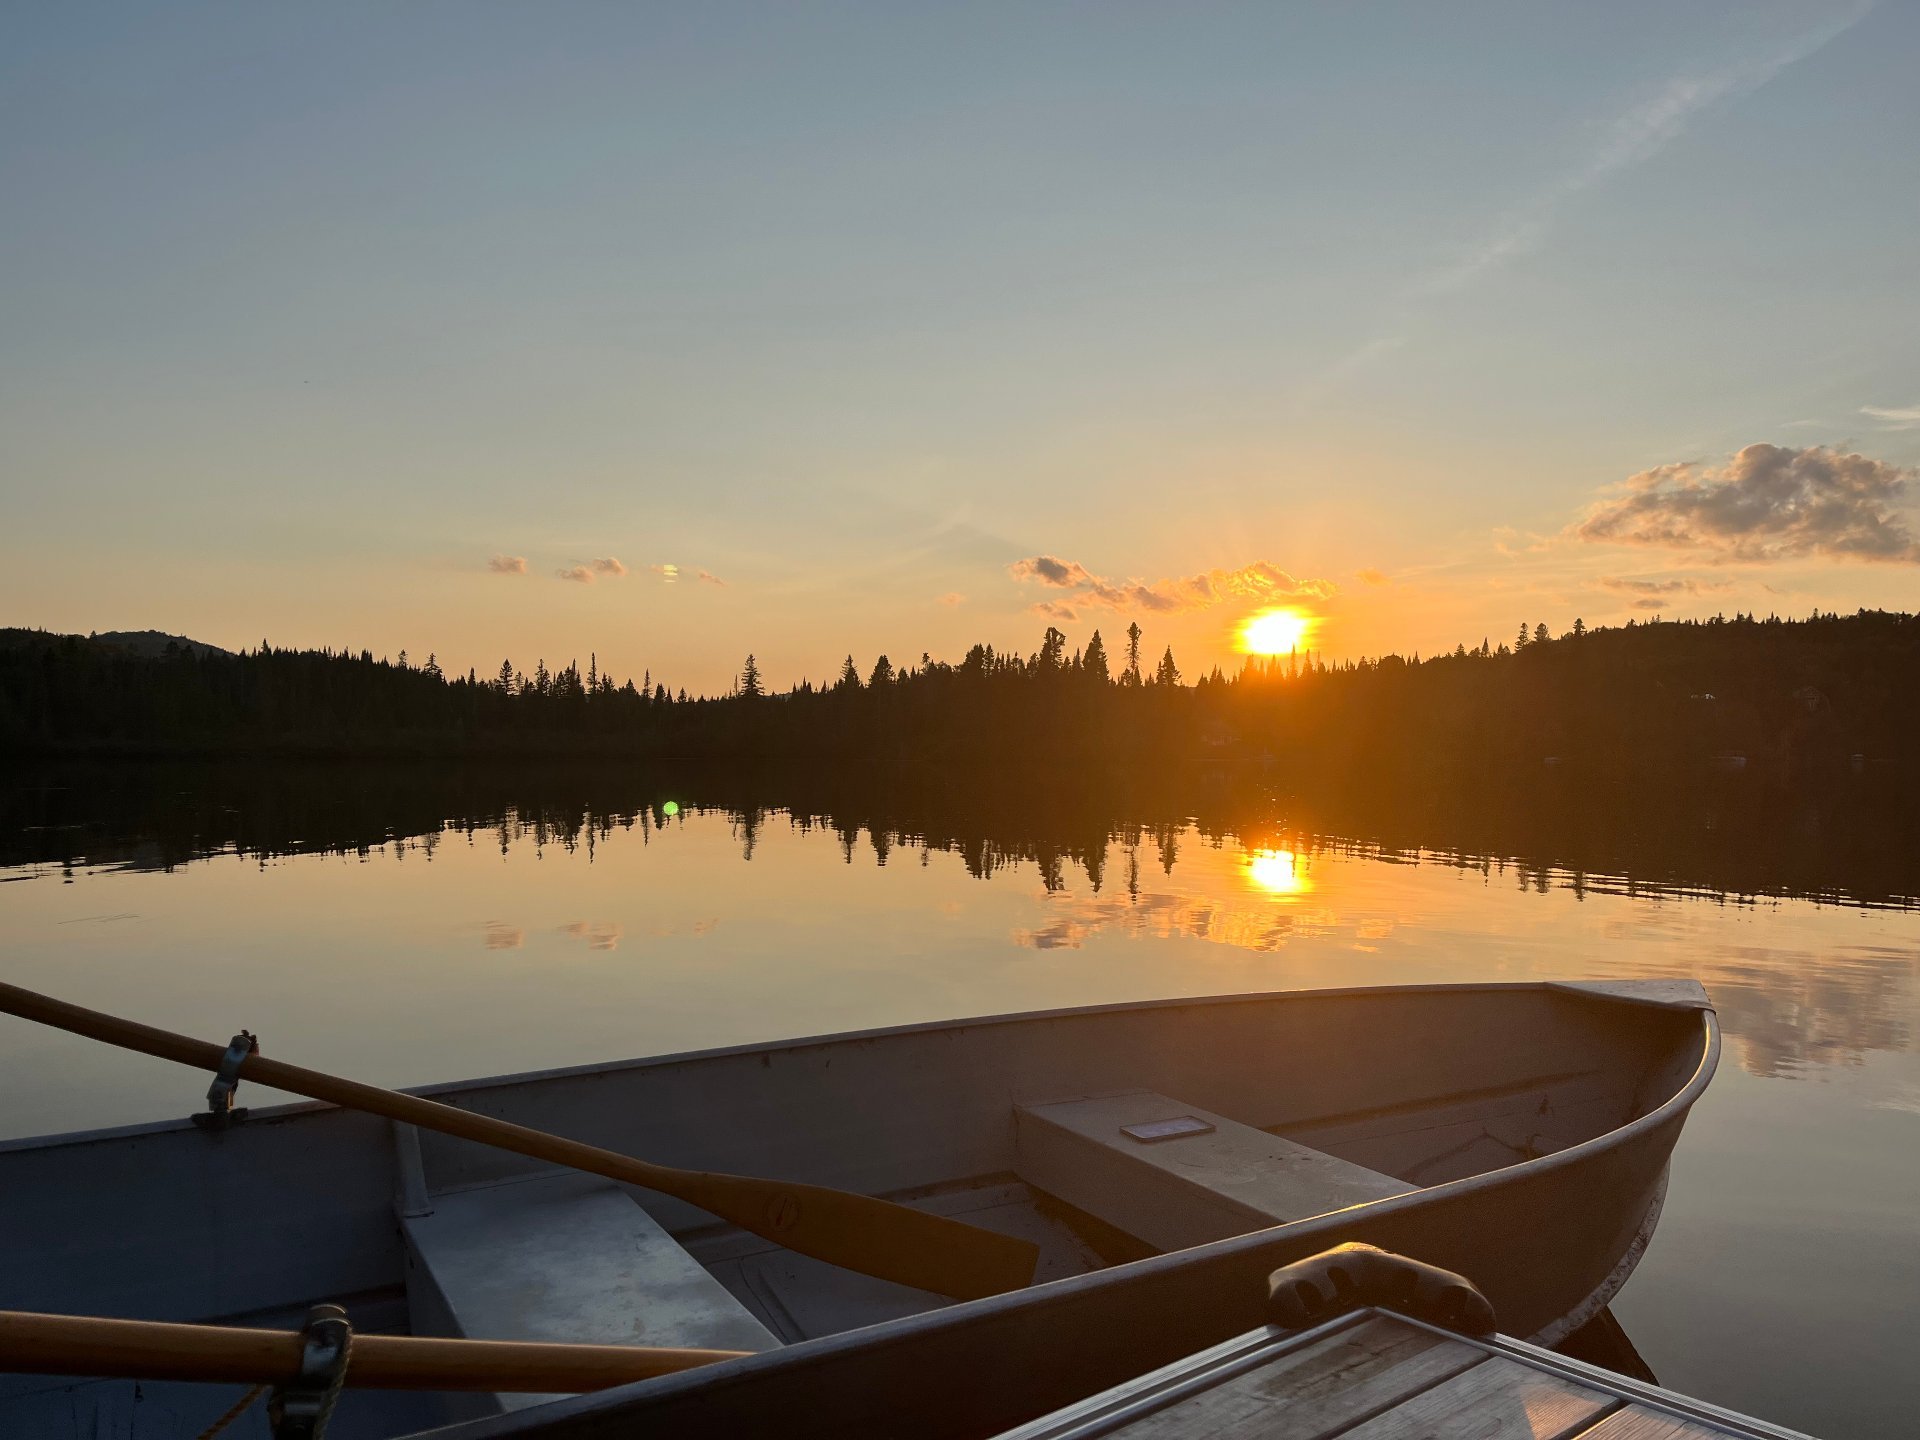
left=191, top=1029, right=258, bottom=1131
left=267, top=1303, right=353, bottom=1439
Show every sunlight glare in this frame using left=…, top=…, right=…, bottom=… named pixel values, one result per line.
left=1238, top=608, right=1312, bottom=656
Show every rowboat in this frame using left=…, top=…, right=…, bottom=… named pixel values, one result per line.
left=0, top=979, right=1717, bottom=1439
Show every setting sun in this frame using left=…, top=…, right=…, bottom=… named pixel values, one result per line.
left=1238, top=608, right=1313, bottom=656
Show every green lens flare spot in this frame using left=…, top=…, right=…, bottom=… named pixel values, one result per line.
left=662, top=801, right=680, bottom=817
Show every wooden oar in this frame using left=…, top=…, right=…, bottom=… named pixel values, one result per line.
left=0, top=982, right=1038, bottom=1301
left=0, top=1308, right=745, bottom=1391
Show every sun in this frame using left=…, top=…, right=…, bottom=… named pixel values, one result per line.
left=1238, top=608, right=1312, bottom=656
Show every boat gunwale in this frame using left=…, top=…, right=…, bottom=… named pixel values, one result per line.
left=0, top=979, right=1711, bottom=1156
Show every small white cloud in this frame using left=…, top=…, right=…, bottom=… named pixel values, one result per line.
left=1861, top=402, right=1920, bottom=431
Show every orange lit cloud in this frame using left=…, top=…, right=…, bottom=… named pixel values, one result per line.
left=487, top=554, right=528, bottom=575
left=556, top=565, right=595, bottom=583
left=591, top=556, right=627, bottom=577
left=937, top=591, right=966, bottom=606
left=1356, top=567, right=1388, bottom=586
left=1599, top=575, right=1730, bottom=597
left=1010, top=555, right=1336, bottom=616
left=696, top=569, right=727, bottom=586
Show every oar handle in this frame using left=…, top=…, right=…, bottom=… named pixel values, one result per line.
left=0, top=982, right=1039, bottom=1300
left=0, top=1309, right=744, bottom=1392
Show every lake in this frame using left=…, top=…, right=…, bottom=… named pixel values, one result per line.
left=3, top=762, right=1916, bottom=1438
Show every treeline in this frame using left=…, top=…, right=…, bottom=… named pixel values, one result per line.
left=3, top=610, right=1917, bottom=780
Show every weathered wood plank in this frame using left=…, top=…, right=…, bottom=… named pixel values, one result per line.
left=1338, top=1354, right=1617, bottom=1440
left=1571, top=1407, right=1736, bottom=1439
left=1112, top=1317, right=1485, bottom=1438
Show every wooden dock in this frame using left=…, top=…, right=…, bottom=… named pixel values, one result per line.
left=995, top=1307, right=1811, bottom=1440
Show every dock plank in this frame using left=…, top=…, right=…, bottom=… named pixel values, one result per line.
left=1111, top=1317, right=1486, bottom=1438
left=1572, top=1408, right=1738, bottom=1439
left=1338, top=1355, right=1618, bottom=1440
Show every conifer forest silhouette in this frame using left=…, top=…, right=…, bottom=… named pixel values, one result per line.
left=5, top=611, right=1918, bottom=790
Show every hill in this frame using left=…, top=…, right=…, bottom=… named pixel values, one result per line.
left=0, top=628, right=229, bottom=659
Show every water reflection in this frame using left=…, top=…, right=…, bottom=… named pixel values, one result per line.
left=4, top=760, right=1918, bottom=1087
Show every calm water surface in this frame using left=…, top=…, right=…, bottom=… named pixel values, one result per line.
left=1, top=765, right=1916, bottom=1438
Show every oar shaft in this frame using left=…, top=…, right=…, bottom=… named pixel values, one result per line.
left=0, top=1310, right=743, bottom=1392
left=0, top=981, right=680, bottom=1189
left=0, top=982, right=1039, bottom=1300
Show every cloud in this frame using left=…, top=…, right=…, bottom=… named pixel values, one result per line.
left=487, top=554, right=527, bottom=575
left=591, top=557, right=627, bottom=577
left=696, top=569, right=726, bottom=586
left=1009, top=556, right=1337, bottom=617
left=1355, top=568, right=1388, bottom=586
left=1009, top=555, right=1094, bottom=588
left=1577, top=444, right=1920, bottom=564
left=1030, top=600, right=1079, bottom=623
left=481, top=921, right=523, bottom=950
left=556, top=565, right=595, bottom=583
left=936, top=592, right=966, bottom=606
left=1493, top=526, right=1556, bottom=557
left=1429, top=9, right=1867, bottom=294
left=1599, top=576, right=1732, bottom=596
left=1631, top=599, right=1668, bottom=611
left=649, top=563, right=680, bottom=582
left=1861, top=402, right=1920, bottom=432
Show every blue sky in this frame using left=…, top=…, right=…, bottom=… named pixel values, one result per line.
left=3, top=2, right=1916, bottom=689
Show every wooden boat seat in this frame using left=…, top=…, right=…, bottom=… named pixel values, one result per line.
left=1014, top=1091, right=1413, bottom=1252
left=402, top=1171, right=778, bottom=1415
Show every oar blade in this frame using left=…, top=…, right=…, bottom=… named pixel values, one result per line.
left=688, top=1176, right=1040, bottom=1301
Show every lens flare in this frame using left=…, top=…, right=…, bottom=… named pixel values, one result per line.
left=1238, top=608, right=1312, bottom=655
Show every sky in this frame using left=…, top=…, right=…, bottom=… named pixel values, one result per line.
left=3, top=1, right=1917, bottom=693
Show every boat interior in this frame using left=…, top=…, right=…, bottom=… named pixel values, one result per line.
left=0, top=982, right=1711, bottom=1438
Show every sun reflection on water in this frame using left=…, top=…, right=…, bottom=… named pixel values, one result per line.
left=1245, top=847, right=1310, bottom=896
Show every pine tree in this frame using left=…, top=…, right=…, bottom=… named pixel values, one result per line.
left=1515, top=624, right=1529, bottom=652
left=1123, top=622, right=1143, bottom=687
left=1155, top=646, right=1182, bottom=686
left=869, top=654, right=893, bottom=688
left=1039, top=627, right=1067, bottom=671
left=1571, top=617, right=1586, bottom=637
left=1083, top=630, right=1111, bottom=684
left=1533, top=622, right=1550, bottom=646
left=837, top=655, right=861, bottom=692
left=739, top=654, right=764, bottom=699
